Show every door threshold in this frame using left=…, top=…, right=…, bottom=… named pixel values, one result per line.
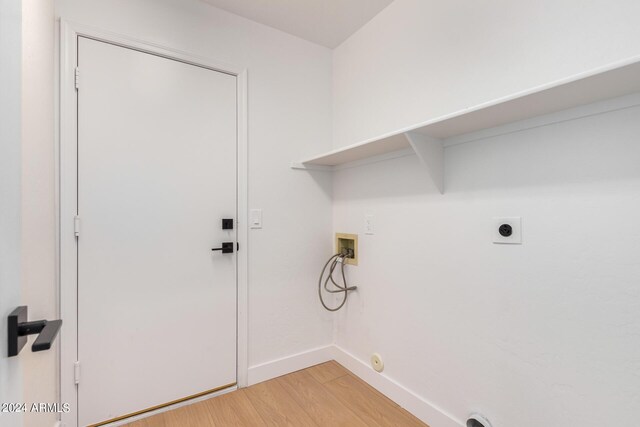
left=90, top=382, right=237, bottom=427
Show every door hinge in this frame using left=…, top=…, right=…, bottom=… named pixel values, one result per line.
left=74, top=361, right=80, bottom=384
left=74, top=215, right=81, bottom=237
left=74, top=67, right=80, bottom=90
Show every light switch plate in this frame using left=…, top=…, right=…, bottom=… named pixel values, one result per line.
left=365, top=214, right=375, bottom=235
left=492, top=217, right=522, bottom=244
left=250, top=209, right=262, bottom=229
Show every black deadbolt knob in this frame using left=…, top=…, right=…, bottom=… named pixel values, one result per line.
left=499, top=224, right=513, bottom=237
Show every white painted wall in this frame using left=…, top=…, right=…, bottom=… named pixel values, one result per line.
left=334, top=103, right=640, bottom=427
left=331, top=1, right=640, bottom=426
left=0, top=0, right=23, bottom=425
left=20, top=0, right=334, bottom=419
left=21, top=1, right=57, bottom=426
left=333, top=0, right=640, bottom=148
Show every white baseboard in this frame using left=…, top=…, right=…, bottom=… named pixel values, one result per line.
left=60, top=343, right=459, bottom=426
left=246, top=344, right=462, bottom=427
left=330, top=345, right=463, bottom=427
left=56, top=344, right=458, bottom=427
left=247, top=345, right=334, bottom=386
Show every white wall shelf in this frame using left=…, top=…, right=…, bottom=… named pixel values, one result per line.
left=292, top=57, right=640, bottom=194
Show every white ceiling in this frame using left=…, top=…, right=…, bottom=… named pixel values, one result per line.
left=201, top=0, right=394, bottom=48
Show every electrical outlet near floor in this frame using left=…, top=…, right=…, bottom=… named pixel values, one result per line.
left=492, top=217, right=522, bottom=244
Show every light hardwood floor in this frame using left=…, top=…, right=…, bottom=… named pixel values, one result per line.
left=125, top=361, right=428, bottom=426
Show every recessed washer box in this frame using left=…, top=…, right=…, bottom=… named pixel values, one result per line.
left=335, top=233, right=358, bottom=265
left=492, top=217, right=522, bottom=244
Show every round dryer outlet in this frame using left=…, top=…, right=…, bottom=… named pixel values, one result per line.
left=371, top=353, right=384, bottom=372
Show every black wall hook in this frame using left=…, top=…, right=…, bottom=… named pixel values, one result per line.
left=8, top=306, right=62, bottom=357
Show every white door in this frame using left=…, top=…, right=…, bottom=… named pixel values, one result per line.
left=76, top=37, right=237, bottom=426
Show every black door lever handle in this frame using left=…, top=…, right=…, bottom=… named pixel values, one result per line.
left=8, top=306, right=62, bottom=357
left=211, top=242, right=234, bottom=254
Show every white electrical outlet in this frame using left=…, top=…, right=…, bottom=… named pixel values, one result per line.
left=365, top=214, right=375, bottom=235
left=492, top=217, right=522, bottom=244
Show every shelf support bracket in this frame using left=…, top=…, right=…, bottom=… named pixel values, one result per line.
left=404, top=132, right=444, bottom=194
left=290, top=162, right=334, bottom=172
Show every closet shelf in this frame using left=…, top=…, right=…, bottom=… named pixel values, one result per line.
left=291, top=57, right=640, bottom=194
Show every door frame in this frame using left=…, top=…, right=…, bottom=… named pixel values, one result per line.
left=58, top=21, right=249, bottom=427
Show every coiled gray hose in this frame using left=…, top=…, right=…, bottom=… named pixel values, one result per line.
left=318, top=252, right=357, bottom=312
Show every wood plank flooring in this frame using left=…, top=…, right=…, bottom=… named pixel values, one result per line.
left=125, top=361, right=428, bottom=427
